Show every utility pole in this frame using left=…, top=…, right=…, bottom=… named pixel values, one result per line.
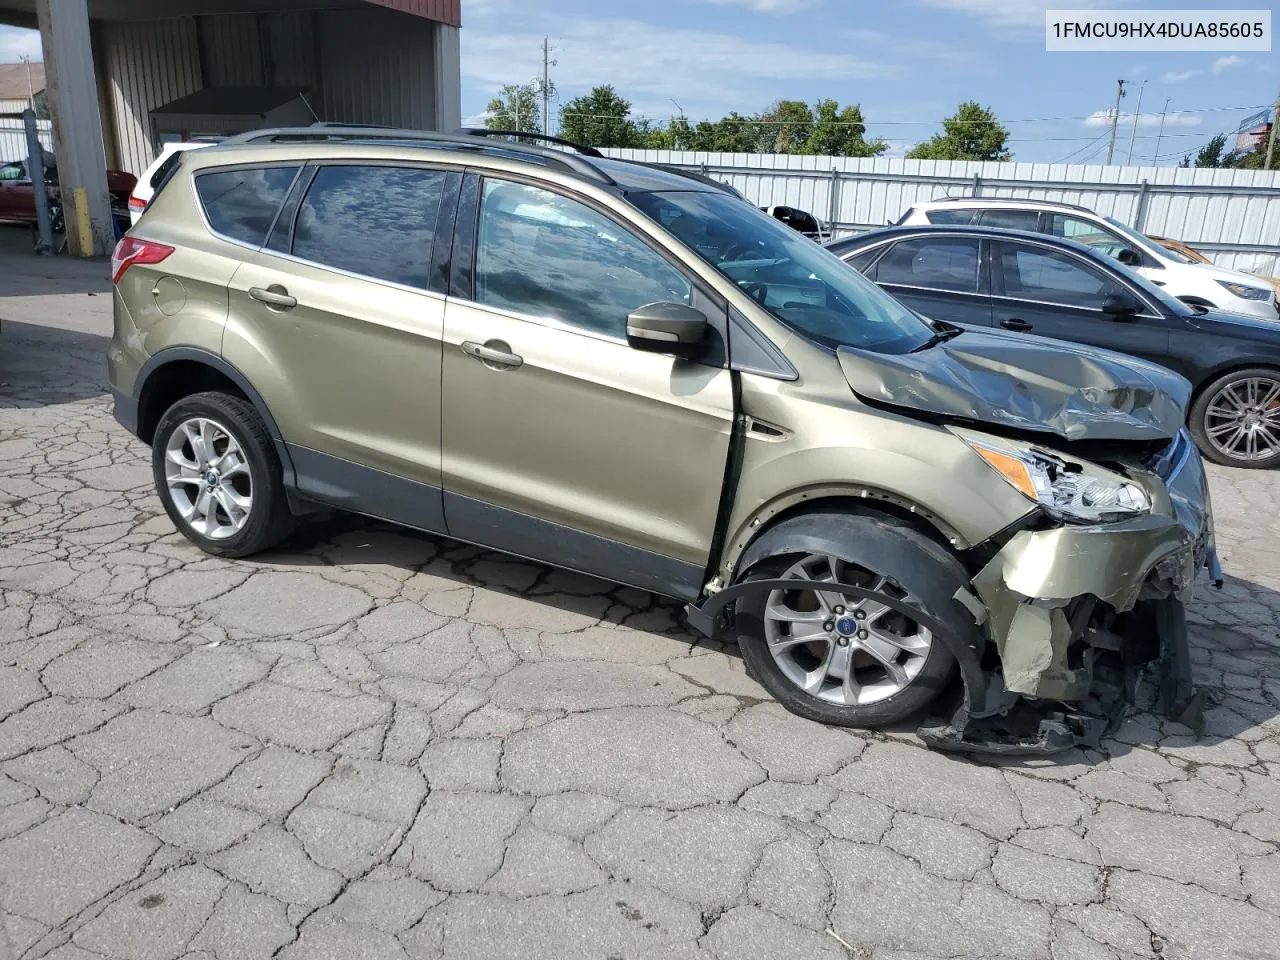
left=1125, top=79, right=1146, bottom=165
left=1106, top=79, right=1127, bottom=165
left=1266, top=89, right=1280, bottom=171
left=1153, top=98, right=1172, bottom=165
left=541, top=36, right=551, bottom=136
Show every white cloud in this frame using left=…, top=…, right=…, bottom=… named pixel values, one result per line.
left=0, top=26, right=41, bottom=62
left=1083, top=110, right=1202, bottom=129
left=703, top=0, right=822, bottom=13
left=1162, top=70, right=1197, bottom=83
left=461, top=19, right=896, bottom=115
left=909, top=0, right=1125, bottom=29
left=1212, top=55, right=1243, bottom=74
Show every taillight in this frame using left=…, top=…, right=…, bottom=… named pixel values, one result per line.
left=111, top=236, right=173, bottom=284
left=128, top=195, right=146, bottom=212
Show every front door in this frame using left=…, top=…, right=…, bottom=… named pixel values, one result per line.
left=440, top=176, right=735, bottom=599
left=867, top=234, right=992, bottom=327
left=219, top=162, right=455, bottom=532
left=989, top=239, right=1183, bottom=375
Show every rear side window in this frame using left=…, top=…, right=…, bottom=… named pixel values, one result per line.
left=195, top=166, right=300, bottom=246
left=291, top=165, right=445, bottom=289
left=976, top=209, right=1041, bottom=231
left=875, top=237, right=981, bottom=293
left=924, top=208, right=975, bottom=225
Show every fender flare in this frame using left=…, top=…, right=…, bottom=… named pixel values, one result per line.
left=133, top=347, right=296, bottom=486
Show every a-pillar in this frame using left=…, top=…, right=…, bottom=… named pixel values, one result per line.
left=36, top=0, right=112, bottom=257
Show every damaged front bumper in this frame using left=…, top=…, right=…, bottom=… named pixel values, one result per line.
left=687, top=430, right=1221, bottom=756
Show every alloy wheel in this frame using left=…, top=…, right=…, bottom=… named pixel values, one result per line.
left=163, top=416, right=254, bottom=539
left=1203, top=376, right=1280, bottom=463
left=762, top=554, right=933, bottom=706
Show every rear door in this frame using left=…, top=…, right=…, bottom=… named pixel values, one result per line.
left=865, top=234, right=992, bottom=326
left=990, top=239, right=1181, bottom=370
left=439, top=174, right=735, bottom=599
left=220, top=162, right=458, bottom=532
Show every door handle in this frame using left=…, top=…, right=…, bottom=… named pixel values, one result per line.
left=461, top=340, right=523, bottom=369
left=248, top=285, right=297, bottom=310
left=1000, top=318, right=1032, bottom=332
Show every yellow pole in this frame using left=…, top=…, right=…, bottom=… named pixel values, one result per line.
left=73, top=187, right=94, bottom=257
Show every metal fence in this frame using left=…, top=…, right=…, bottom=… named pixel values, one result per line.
left=0, top=117, right=53, bottom=164
left=604, top=149, right=1280, bottom=278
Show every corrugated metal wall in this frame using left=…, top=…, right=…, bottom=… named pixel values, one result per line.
left=315, top=5, right=436, bottom=128
left=98, top=18, right=201, bottom=176
left=0, top=118, right=53, bottom=162
left=200, top=14, right=263, bottom=88
left=606, top=149, right=1280, bottom=278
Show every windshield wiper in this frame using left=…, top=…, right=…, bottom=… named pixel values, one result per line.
left=912, top=323, right=964, bottom=352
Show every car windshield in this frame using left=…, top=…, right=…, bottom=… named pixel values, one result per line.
left=1102, top=216, right=1189, bottom=263
left=629, top=190, right=933, bottom=354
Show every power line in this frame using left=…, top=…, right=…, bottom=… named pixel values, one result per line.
left=559, top=103, right=1271, bottom=127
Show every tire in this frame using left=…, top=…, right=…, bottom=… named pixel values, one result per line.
left=151, top=391, right=295, bottom=558
left=734, top=513, right=969, bottom=728
left=1190, top=367, right=1280, bottom=469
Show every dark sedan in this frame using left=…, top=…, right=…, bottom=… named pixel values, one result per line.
left=827, top=225, right=1280, bottom=469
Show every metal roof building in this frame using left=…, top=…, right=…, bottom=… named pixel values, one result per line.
left=0, top=1, right=463, bottom=255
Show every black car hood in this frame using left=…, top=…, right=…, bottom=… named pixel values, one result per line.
left=837, top=327, right=1191, bottom=442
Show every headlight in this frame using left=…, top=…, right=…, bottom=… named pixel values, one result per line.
left=964, top=438, right=1151, bottom=523
left=1216, top=279, right=1271, bottom=302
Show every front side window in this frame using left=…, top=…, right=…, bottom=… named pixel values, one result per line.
left=630, top=190, right=932, bottom=354
left=474, top=179, right=691, bottom=338
left=874, top=236, right=981, bottom=293
left=195, top=165, right=299, bottom=246
left=292, top=165, right=445, bottom=289
left=996, top=242, right=1126, bottom=309
left=1047, top=214, right=1128, bottom=259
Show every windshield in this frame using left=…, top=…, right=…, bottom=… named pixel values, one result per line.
left=1102, top=216, right=1188, bottom=263
left=629, top=190, right=933, bottom=354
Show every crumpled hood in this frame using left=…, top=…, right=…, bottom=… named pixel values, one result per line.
left=837, top=327, right=1191, bottom=442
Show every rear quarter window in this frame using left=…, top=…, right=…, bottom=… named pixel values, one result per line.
left=195, top=165, right=301, bottom=246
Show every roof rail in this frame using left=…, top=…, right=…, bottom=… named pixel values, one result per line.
left=453, top=128, right=604, bottom=158
left=933, top=195, right=1096, bottom=215
left=216, top=126, right=616, bottom=186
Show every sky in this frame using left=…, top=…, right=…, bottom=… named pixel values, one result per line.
left=1, top=0, right=1274, bottom=164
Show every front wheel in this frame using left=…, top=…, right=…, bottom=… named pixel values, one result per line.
left=733, top=513, right=969, bottom=728
left=151, top=391, right=295, bottom=557
left=1190, top=368, right=1280, bottom=469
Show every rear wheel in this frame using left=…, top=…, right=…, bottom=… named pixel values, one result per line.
left=151, top=391, right=295, bottom=557
left=1190, top=368, right=1280, bottom=469
left=734, top=514, right=968, bottom=728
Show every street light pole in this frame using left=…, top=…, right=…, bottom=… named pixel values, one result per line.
left=1126, top=80, right=1146, bottom=165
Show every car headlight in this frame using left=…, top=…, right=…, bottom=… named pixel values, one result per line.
left=1216, top=279, right=1272, bottom=302
left=964, top=438, right=1151, bottom=523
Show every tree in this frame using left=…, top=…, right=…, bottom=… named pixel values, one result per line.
left=757, top=100, right=813, bottom=153
left=906, top=101, right=1011, bottom=161
left=559, top=85, right=646, bottom=148
left=805, top=100, right=887, bottom=157
left=485, top=83, right=540, bottom=133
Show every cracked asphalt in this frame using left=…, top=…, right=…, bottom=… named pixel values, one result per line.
left=4, top=236, right=1280, bottom=960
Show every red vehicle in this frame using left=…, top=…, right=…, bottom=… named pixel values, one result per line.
left=0, top=158, right=136, bottom=228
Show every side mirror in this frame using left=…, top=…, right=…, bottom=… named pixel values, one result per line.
left=1102, top=291, right=1141, bottom=319
left=626, top=302, right=708, bottom=357
left=1116, top=248, right=1141, bottom=267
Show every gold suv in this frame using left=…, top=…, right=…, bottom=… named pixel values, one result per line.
left=108, top=129, right=1218, bottom=753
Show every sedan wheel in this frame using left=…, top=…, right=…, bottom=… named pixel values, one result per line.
left=763, top=554, right=933, bottom=707
left=1197, top=372, right=1280, bottom=467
